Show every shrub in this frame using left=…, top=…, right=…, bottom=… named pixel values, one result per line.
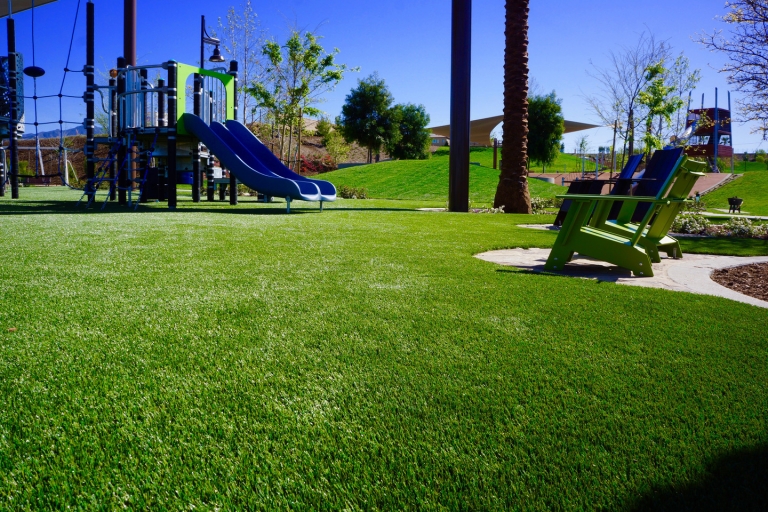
left=723, top=216, right=762, bottom=238
left=324, top=131, right=351, bottom=166
left=716, top=157, right=731, bottom=172
left=756, top=155, right=765, bottom=164
left=337, top=185, right=368, bottom=199
left=470, top=205, right=505, bottom=214
left=671, top=214, right=711, bottom=234
left=300, top=155, right=335, bottom=175
left=316, top=117, right=332, bottom=140
left=530, top=196, right=563, bottom=214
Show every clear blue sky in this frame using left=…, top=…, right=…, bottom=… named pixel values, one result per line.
left=4, top=0, right=764, bottom=153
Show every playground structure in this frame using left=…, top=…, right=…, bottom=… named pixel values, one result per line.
left=679, top=89, right=734, bottom=173
left=1, top=0, right=336, bottom=212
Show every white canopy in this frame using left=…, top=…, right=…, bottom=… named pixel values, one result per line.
left=428, top=115, right=601, bottom=146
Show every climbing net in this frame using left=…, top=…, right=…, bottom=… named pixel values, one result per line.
left=14, top=0, right=86, bottom=188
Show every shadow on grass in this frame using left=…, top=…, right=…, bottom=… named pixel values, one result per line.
left=626, top=444, right=768, bottom=511
left=0, top=199, right=416, bottom=216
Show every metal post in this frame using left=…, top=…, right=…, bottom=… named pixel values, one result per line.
left=156, top=78, right=166, bottom=201
left=448, top=0, right=471, bottom=212
left=7, top=16, right=19, bottom=199
left=124, top=0, right=136, bottom=66
left=493, top=138, right=498, bottom=170
left=167, top=62, right=177, bottom=209
left=0, top=148, right=6, bottom=196
left=200, top=15, right=206, bottom=71
left=192, top=73, right=201, bottom=202
left=206, top=154, right=215, bottom=201
left=229, top=60, right=238, bottom=205
left=140, top=68, right=148, bottom=129
left=714, top=88, right=719, bottom=171
left=60, top=147, right=69, bottom=187
left=611, top=120, right=618, bottom=176
left=728, top=91, right=734, bottom=173
left=109, top=77, right=117, bottom=200
left=117, top=57, right=127, bottom=205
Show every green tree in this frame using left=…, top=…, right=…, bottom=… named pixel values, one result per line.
left=527, top=91, right=564, bottom=171
left=316, top=116, right=333, bottom=141
left=248, top=30, right=352, bottom=169
left=385, top=103, right=431, bottom=160
left=637, top=62, right=684, bottom=155
left=324, top=131, right=351, bottom=167
left=336, top=73, right=397, bottom=163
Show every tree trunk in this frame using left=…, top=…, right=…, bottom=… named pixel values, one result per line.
left=493, top=0, right=531, bottom=214
left=626, top=108, right=635, bottom=156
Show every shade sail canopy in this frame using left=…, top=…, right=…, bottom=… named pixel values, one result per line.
left=428, top=115, right=601, bottom=146
left=0, top=0, right=57, bottom=18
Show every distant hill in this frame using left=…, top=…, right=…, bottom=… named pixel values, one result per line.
left=21, top=125, right=93, bottom=140
left=317, top=147, right=567, bottom=205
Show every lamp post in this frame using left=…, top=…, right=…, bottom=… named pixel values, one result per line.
left=200, top=16, right=226, bottom=70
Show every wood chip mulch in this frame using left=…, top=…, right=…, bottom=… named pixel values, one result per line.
left=710, top=263, right=768, bottom=302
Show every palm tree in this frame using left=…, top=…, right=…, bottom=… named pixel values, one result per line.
left=494, top=0, right=532, bottom=213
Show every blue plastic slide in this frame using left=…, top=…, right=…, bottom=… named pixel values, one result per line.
left=225, top=119, right=337, bottom=202
left=181, top=113, right=327, bottom=204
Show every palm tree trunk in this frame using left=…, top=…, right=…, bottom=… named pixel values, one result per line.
left=494, top=0, right=531, bottom=213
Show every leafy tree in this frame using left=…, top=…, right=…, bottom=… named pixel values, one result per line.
left=638, top=62, right=684, bottom=155
left=666, top=54, right=701, bottom=135
left=527, top=91, right=564, bottom=171
left=385, top=103, right=431, bottom=160
left=336, top=73, right=397, bottom=163
left=697, top=0, right=768, bottom=131
left=494, top=0, right=532, bottom=214
left=316, top=117, right=333, bottom=141
left=324, top=131, right=351, bottom=167
left=248, top=30, right=353, bottom=168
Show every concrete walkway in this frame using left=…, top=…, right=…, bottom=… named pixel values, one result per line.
left=475, top=248, right=768, bottom=309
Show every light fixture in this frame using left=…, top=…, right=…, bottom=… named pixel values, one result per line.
left=200, top=15, right=226, bottom=70
left=209, top=45, right=225, bottom=63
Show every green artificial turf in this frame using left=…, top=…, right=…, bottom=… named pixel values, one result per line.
left=1, top=187, right=767, bottom=509
left=702, top=172, right=768, bottom=216
left=319, top=147, right=566, bottom=206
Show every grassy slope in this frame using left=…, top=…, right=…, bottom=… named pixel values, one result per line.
left=0, top=188, right=767, bottom=509
left=703, top=172, right=768, bottom=216
left=319, top=147, right=568, bottom=206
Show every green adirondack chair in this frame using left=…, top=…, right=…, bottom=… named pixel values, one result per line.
left=544, top=156, right=706, bottom=277
left=589, top=157, right=707, bottom=262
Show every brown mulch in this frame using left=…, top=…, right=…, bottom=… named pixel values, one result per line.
left=711, top=263, right=768, bottom=302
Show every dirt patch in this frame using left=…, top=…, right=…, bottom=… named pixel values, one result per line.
left=711, top=263, right=768, bottom=302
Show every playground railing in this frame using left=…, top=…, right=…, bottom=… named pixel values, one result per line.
left=114, top=62, right=234, bottom=135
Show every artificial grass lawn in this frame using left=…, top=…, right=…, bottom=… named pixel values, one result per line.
left=320, top=147, right=566, bottom=206
left=1, top=187, right=768, bottom=509
left=702, top=171, right=768, bottom=216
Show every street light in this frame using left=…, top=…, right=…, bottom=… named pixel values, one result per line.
left=200, top=15, right=225, bottom=70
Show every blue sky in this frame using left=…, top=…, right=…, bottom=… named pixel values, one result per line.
left=4, top=0, right=765, bottom=153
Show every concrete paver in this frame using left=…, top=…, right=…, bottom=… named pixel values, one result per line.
left=475, top=248, right=768, bottom=309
